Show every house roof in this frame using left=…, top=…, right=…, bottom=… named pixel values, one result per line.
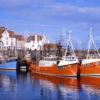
left=27, top=35, right=35, bottom=42
left=15, top=35, right=24, bottom=41
left=43, top=43, right=62, bottom=50
left=8, top=30, right=15, bottom=38
left=0, top=27, right=15, bottom=38
left=0, top=27, right=5, bottom=38
left=27, top=35, right=43, bottom=42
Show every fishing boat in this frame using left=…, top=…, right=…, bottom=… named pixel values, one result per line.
left=29, top=55, right=59, bottom=76
left=58, top=31, right=79, bottom=76
left=29, top=31, right=79, bottom=77
left=80, top=29, right=100, bottom=76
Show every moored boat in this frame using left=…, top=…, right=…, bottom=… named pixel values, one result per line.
left=29, top=31, right=79, bottom=77
left=0, top=53, right=17, bottom=70
left=80, top=29, right=100, bottom=76
left=29, top=55, right=61, bottom=76
left=0, top=60, right=17, bottom=70
left=57, top=31, right=79, bottom=76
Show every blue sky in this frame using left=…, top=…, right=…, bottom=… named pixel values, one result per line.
left=0, top=0, right=100, bottom=49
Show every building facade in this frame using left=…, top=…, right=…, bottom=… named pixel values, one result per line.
left=15, top=35, right=25, bottom=50
left=0, top=27, right=16, bottom=50
left=25, top=35, right=47, bottom=50
left=0, top=27, right=25, bottom=50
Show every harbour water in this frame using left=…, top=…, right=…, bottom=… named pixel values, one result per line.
left=0, top=71, right=100, bottom=100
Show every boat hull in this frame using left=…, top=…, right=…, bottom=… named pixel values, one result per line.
left=80, top=61, right=100, bottom=76
left=0, top=61, right=17, bottom=70
left=29, top=63, right=79, bottom=77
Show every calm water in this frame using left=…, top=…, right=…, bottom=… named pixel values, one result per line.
left=0, top=71, right=100, bottom=100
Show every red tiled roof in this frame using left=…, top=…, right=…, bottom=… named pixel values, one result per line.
left=27, top=35, right=43, bottom=42
left=8, top=30, right=14, bottom=38
left=43, top=43, right=62, bottom=50
left=15, top=35, right=24, bottom=41
left=27, top=35, right=35, bottom=42
left=0, top=27, right=5, bottom=38
left=0, top=27, right=15, bottom=38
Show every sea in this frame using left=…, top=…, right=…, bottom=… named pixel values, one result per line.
left=0, top=70, right=100, bottom=100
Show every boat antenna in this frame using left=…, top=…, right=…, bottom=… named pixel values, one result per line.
left=87, top=28, right=100, bottom=59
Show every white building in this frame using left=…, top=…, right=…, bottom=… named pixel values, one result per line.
left=0, top=27, right=25, bottom=50
left=25, top=35, right=48, bottom=50
left=0, top=28, right=16, bottom=50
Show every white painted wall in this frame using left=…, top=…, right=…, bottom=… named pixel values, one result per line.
left=25, top=35, right=47, bottom=50
left=1, top=30, right=16, bottom=49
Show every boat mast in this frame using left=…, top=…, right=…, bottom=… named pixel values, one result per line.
left=64, top=31, right=77, bottom=59
left=87, top=28, right=100, bottom=59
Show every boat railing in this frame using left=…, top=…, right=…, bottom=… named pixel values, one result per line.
left=43, top=56, right=61, bottom=61
left=87, top=54, right=100, bottom=59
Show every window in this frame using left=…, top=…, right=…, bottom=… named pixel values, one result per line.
left=57, top=66, right=65, bottom=69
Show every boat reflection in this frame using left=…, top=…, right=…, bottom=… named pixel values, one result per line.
left=80, top=76, right=100, bottom=94
left=30, top=73, right=100, bottom=100
left=0, top=70, right=17, bottom=79
left=0, top=70, right=100, bottom=100
left=30, top=73, right=79, bottom=100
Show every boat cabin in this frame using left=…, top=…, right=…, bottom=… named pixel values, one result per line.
left=63, top=55, right=78, bottom=61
